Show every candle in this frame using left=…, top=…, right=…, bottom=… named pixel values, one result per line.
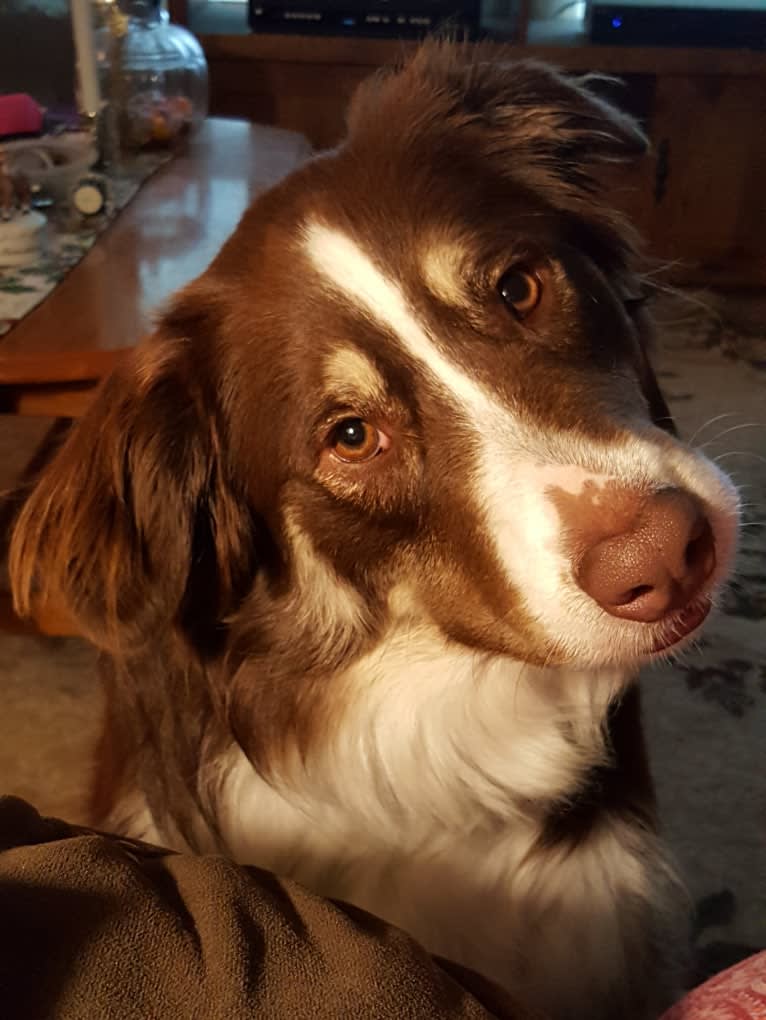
left=70, top=0, right=101, bottom=118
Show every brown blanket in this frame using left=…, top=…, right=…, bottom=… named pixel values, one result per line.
left=0, top=797, right=543, bottom=1019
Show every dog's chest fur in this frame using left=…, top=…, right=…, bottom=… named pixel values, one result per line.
left=159, top=631, right=680, bottom=1019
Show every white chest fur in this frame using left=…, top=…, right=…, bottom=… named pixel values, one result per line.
left=203, top=631, right=680, bottom=1019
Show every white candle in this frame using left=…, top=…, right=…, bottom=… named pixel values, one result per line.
left=70, top=0, right=101, bottom=118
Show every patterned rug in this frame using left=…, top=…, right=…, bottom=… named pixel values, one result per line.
left=0, top=287, right=763, bottom=987
left=642, top=289, right=766, bottom=985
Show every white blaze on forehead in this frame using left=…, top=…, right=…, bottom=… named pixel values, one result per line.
left=303, top=221, right=494, bottom=416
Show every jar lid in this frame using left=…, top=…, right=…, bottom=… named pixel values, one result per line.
left=119, top=0, right=162, bottom=17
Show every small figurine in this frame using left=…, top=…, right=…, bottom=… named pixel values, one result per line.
left=0, top=146, right=45, bottom=267
left=0, top=149, right=33, bottom=221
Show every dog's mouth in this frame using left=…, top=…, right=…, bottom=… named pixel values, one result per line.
left=648, top=597, right=712, bottom=655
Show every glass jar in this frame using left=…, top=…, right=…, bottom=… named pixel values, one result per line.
left=96, top=0, right=208, bottom=151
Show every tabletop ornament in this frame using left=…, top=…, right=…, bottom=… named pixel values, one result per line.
left=0, top=148, right=46, bottom=268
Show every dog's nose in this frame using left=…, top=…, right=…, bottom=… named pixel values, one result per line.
left=577, top=489, right=716, bottom=622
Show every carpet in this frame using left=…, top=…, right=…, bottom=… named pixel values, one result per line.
left=0, top=288, right=763, bottom=985
left=642, top=290, right=766, bottom=983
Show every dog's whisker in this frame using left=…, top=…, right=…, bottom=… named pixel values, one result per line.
left=729, top=482, right=756, bottom=492
left=641, top=263, right=691, bottom=286
left=714, top=450, right=766, bottom=467
left=686, top=412, right=740, bottom=447
left=730, top=495, right=760, bottom=504
left=699, top=422, right=766, bottom=450
left=648, top=282, right=723, bottom=322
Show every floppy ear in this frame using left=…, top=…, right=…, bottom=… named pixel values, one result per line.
left=9, top=291, right=256, bottom=655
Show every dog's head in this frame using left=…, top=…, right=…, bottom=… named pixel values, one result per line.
left=11, top=44, right=739, bottom=681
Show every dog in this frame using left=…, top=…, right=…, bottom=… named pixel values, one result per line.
left=10, top=42, right=739, bottom=1020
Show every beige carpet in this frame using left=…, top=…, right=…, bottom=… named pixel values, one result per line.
left=0, top=414, right=101, bottom=821
left=0, top=289, right=764, bottom=979
left=0, top=630, right=99, bottom=821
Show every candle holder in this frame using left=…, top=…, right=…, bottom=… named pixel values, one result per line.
left=71, top=0, right=102, bottom=121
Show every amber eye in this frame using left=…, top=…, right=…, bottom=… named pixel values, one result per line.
left=498, top=267, right=542, bottom=318
left=330, top=418, right=387, bottom=463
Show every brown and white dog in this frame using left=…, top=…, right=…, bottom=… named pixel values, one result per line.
left=11, top=42, right=739, bottom=1020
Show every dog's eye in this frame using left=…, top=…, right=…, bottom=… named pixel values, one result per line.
left=330, top=418, right=387, bottom=463
left=498, top=267, right=542, bottom=319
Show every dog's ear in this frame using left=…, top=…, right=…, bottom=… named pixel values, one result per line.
left=9, top=289, right=256, bottom=655
left=349, top=42, right=647, bottom=193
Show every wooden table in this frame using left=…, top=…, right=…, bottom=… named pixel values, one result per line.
left=0, top=117, right=311, bottom=417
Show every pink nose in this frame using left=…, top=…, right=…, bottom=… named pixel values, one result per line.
left=577, top=489, right=716, bottom=622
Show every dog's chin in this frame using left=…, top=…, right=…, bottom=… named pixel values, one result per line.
left=605, top=597, right=714, bottom=669
left=536, top=596, right=715, bottom=672
left=646, top=597, right=712, bottom=655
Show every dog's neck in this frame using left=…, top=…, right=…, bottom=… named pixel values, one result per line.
left=106, top=626, right=674, bottom=1019
left=206, top=633, right=671, bottom=1018
left=212, top=626, right=632, bottom=858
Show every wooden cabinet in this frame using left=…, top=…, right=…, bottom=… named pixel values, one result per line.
left=646, top=74, right=766, bottom=286
left=198, top=33, right=766, bottom=287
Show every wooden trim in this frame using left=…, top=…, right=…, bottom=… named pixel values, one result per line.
left=199, top=32, right=766, bottom=76
left=514, top=0, right=531, bottom=48
left=0, top=349, right=127, bottom=387
left=168, top=0, right=189, bottom=25
left=0, top=383, right=99, bottom=418
left=202, top=33, right=418, bottom=67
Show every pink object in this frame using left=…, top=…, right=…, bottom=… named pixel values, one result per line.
left=660, top=952, right=766, bottom=1019
left=0, top=94, right=44, bottom=139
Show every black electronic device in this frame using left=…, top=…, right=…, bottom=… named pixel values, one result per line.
left=248, top=0, right=481, bottom=37
left=588, top=0, right=766, bottom=49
